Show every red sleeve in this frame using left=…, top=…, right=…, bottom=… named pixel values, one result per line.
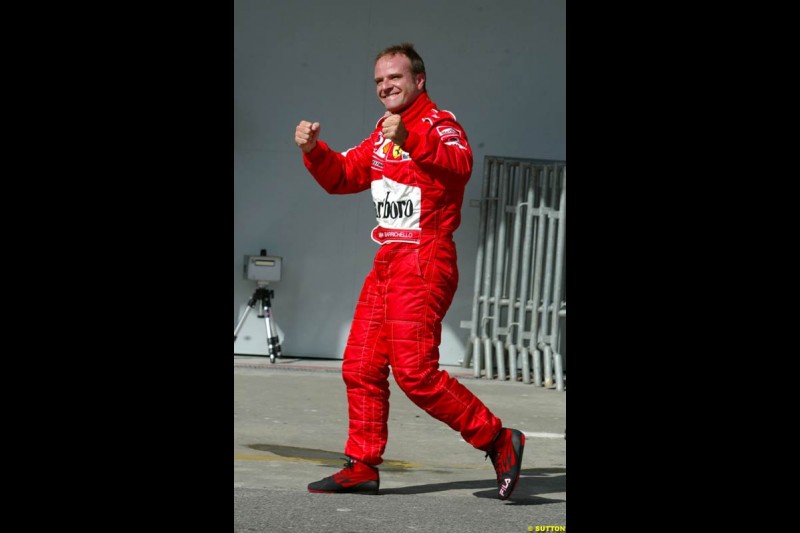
left=402, top=116, right=473, bottom=185
left=303, top=136, right=374, bottom=195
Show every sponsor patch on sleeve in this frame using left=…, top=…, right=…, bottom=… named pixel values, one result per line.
left=436, top=126, right=461, bottom=138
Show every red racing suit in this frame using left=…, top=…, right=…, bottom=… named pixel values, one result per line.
left=303, top=92, right=502, bottom=465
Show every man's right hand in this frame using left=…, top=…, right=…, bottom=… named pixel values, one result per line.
left=295, top=121, right=320, bottom=153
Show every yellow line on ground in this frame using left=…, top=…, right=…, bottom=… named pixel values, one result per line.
left=233, top=454, right=424, bottom=468
left=234, top=454, right=319, bottom=463
left=233, top=454, right=502, bottom=470
left=233, top=453, right=424, bottom=468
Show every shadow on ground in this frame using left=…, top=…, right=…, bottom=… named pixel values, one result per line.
left=246, top=443, right=565, bottom=504
left=380, top=467, right=566, bottom=505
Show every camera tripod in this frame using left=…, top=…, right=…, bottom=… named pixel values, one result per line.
left=233, top=281, right=282, bottom=363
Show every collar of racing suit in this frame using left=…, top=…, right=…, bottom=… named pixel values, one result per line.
left=377, top=92, right=434, bottom=128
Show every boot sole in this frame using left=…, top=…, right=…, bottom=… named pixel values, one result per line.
left=308, top=481, right=380, bottom=495
left=307, top=488, right=380, bottom=495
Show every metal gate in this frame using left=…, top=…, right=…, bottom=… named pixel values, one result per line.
left=461, top=156, right=566, bottom=390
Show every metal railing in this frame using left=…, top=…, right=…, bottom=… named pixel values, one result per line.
left=461, top=156, right=566, bottom=390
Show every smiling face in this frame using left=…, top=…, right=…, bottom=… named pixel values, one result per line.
left=374, top=53, right=426, bottom=113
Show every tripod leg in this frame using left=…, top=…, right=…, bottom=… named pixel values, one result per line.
left=233, top=295, right=257, bottom=342
left=260, top=298, right=282, bottom=364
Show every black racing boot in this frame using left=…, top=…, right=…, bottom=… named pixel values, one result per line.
left=307, top=457, right=380, bottom=495
left=485, top=428, right=525, bottom=500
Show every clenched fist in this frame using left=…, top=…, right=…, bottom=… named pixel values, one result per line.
left=381, top=112, right=408, bottom=146
left=295, top=120, right=320, bottom=153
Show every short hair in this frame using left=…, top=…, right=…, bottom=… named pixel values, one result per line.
left=375, top=42, right=427, bottom=91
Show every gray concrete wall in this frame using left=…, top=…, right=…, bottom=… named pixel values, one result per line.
left=234, top=0, right=566, bottom=362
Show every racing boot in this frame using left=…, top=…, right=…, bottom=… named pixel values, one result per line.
left=307, top=457, right=379, bottom=495
left=485, top=428, right=525, bottom=500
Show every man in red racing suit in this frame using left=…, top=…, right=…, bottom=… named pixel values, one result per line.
left=294, top=43, right=525, bottom=500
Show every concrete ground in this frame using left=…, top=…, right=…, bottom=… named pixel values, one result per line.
left=234, top=355, right=566, bottom=532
